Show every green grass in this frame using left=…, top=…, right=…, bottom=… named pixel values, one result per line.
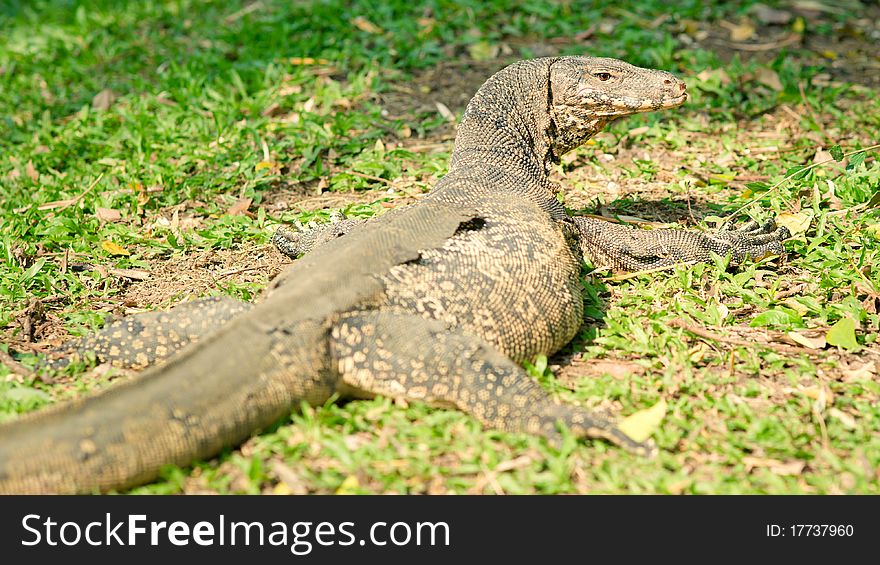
left=1, top=0, right=879, bottom=493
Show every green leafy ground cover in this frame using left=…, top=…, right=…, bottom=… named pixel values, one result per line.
left=1, top=0, right=878, bottom=493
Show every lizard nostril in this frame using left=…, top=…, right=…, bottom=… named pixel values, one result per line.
left=679, top=82, right=686, bottom=92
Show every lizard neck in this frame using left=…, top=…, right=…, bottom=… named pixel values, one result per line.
left=447, top=58, right=559, bottom=188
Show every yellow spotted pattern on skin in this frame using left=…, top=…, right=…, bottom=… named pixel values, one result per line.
left=2, top=57, right=794, bottom=494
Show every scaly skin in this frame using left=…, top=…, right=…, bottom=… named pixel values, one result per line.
left=0, top=57, right=787, bottom=493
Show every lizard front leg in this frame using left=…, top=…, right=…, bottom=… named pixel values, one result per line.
left=330, top=310, right=655, bottom=455
left=573, top=216, right=789, bottom=272
left=273, top=216, right=369, bottom=259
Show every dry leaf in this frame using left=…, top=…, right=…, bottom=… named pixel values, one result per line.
left=618, top=399, right=667, bottom=443
left=287, top=57, right=329, bottom=66
left=755, top=67, right=783, bottom=91
left=25, top=160, right=38, bottom=181
left=226, top=197, right=252, bottom=216
left=107, top=268, right=150, bottom=280
left=272, top=483, right=292, bottom=495
left=840, top=360, right=875, bottom=382
left=101, top=241, right=130, bottom=256
left=95, top=207, right=122, bottom=222
left=271, top=460, right=308, bottom=495
left=786, top=331, right=826, bottom=349
left=696, top=68, right=731, bottom=85
left=813, top=148, right=833, bottom=164
left=351, top=16, right=383, bottom=35
left=721, top=20, right=756, bottom=41
left=743, top=456, right=805, bottom=476
left=775, top=211, right=811, bottom=235
left=801, top=385, right=833, bottom=411
left=92, top=89, right=116, bottom=111
left=435, top=101, right=455, bottom=122
left=583, top=359, right=646, bottom=379
left=335, top=475, right=360, bottom=495
left=791, top=0, right=838, bottom=13
left=261, top=102, right=282, bottom=117
left=751, top=4, right=793, bottom=25
left=255, top=161, right=279, bottom=172
left=828, top=408, right=857, bottom=430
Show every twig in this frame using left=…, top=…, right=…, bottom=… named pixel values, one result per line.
left=14, top=173, right=105, bottom=213
left=726, top=144, right=880, bottom=221
left=0, top=348, right=34, bottom=377
left=344, top=170, right=393, bottom=186
left=224, top=1, right=263, bottom=23
left=668, top=318, right=818, bottom=355
left=64, top=173, right=105, bottom=210
left=724, top=32, right=801, bottom=52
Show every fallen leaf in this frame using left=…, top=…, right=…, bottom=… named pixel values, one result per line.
left=786, top=330, right=826, bottom=349
left=828, top=408, right=857, bottom=430
left=435, top=101, right=455, bottom=122
left=743, top=456, right=805, bottom=476
left=287, top=57, right=329, bottom=66
left=580, top=359, right=646, bottom=379
left=255, top=161, right=278, bottom=172
left=261, top=102, right=282, bottom=117
left=791, top=0, right=839, bottom=14
left=751, top=3, right=793, bottom=25
left=755, top=67, right=783, bottom=91
left=696, top=68, right=731, bottom=85
left=271, top=460, right=308, bottom=495
left=272, top=483, right=292, bottom=495
left=107, top=268, right=150, bottom=280
left=25, top=160, right=39, bottom=182
left=226, top=197, right=252, bottom=216
left=813, top=148, right=833, bottom=164
left=618, top=399, right=667, bottom=443
left=800, top=385, right=833, bottom=411
left=775, top=211, right=811, bottom=235
left=826, top=317, right=858, bottom=350
left=335, top=475, right=360, bottom=495
left=101, top=241, right=130, bottom=256
left=351, top=16, right=383, bottom=35
left=95, top=207, right=122, bottom=222
left=468, top=40, right=499, bottom=61
left=840, top=360, right=875, bottom=382
left=721, top=20, right=756, bottom=42
left=92, top=89, right=116, bottom=111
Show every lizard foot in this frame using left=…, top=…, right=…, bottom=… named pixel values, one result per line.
left=574, top=215, right=790, bottom=272
left=272, top=215, right=367, bottom=259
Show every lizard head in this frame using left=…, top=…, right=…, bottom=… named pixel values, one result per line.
left=548, top=56, right=687, bottom=156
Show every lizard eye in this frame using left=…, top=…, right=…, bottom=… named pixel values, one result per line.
left=593, top=72, right=612, bottom=81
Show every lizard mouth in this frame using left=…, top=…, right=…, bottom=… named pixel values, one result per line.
left=594, top=93, right=689, bottom=116
left=658, top=93, right=689, bottom=108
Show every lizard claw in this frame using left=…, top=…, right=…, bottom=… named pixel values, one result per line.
left=714, top=217, right=789, bottom=264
